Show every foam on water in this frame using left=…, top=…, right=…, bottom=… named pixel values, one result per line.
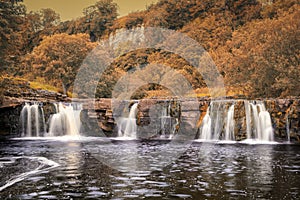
left=0, top=156, right=59, bottom=192
left=217, top=140, right=238, bottom=144
left=239, top=139, right=278, bottom=145
left=194, top=139, right=219, bottom=143
left=110, top=137, right=138, bottom=141
left=194, top=139, right=278, bottom=145
left=11, top=136, right=113, bottom=142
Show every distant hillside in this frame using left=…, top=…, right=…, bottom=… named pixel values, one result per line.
left=0, top=0, right=299, bottom=100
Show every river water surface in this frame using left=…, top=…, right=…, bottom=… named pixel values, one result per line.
left=0, top=137, right=299, bottom=199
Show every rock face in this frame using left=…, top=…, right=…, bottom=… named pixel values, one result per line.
left=3, top=89, right=69, bottom=103
left=81, top=99, right=116, bottom=137
left=1, top=77, right=70, bottom=104
left=265, top=99, right=300, bottom=141
left=0, top=104, right=23, bottom=136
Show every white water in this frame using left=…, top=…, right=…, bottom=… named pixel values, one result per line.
left=212, top=102, right=223, bottom=140
left=247, top=101, right=274, bottom=142
left=117, top=103, right=138, bottom=139
left=224, top=105, right=235, bottom=141
left=199, top=101, right=235, bottom=141
left=244, top=100, right=252, bottom=140
left=48, top=103, right=82, bottom=137
left=0, top=156, right=59, bottom=192
left=20, top=103, right=46, bottom=137
left=160, top=102, right=174, bottom=139
left=259, top=111, right=274, bottom=141
left=199, top=111, right=212, bottom=140
left=161, top=112, right=170, bottom=137
left=199, top=100, right=274, bottom=142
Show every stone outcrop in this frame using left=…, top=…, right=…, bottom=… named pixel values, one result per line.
left=266, top=99, right=300, bottom=141
left=1, top=77, right=70, bottom=105
left=81, top=99, right=116, bottom=137
left=0, top=104, right=23, bottom=136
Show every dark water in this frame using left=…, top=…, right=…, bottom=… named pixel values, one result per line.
left=0, top=137, right=300, bottom=199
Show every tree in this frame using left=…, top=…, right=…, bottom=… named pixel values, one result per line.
left=0, top=0, right=25, bottom=72
left=53, top=0, right=118, bottom=38
left=82, top=0, right=118, bottom=37
left=26, top=8, right=60, bottom=32
left=215, top=4, right=300, bottom=97
left=225, top=0, right=262, bottom=28
left=27, top=33, right=97, bottom=95
left=22, top=8, right=61, bottom=53
left=26, top=11, right=43, bottom=33
left=39, top=8, right=60, bottom=29
left=110, top=11, right=144, bottom=31
left=181, top=13, right=233, bottom=51
left=260, top=0, right=299, bottom=19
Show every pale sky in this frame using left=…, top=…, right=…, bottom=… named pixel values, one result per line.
left=23, top=0, right=158, bottom=21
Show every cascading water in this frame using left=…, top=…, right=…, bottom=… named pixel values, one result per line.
left=285, top=106, right=293, bottom=143
left=117, top=103, right=138, bottom=139
left=199, top=110, right=212, bottom=140
left=159, top=102, right=173, bottom=138
left=20, top=103, right=46, bottom=137
left=199, top=100, right=274, bottom=142
left=224, top=105, right=235, bottom=141
left=48, top=103, right=82, bottom=137
left=212, top=102, right=224, bottom=140
left=259, top=111, right=274, bottom=141
left=246, top=101, right=274, bottom=142
left=244, top=100, right=252, bottom=140
left=199, top=101, right=235, bottom=141
left=160, top=101, right=181, bottom=139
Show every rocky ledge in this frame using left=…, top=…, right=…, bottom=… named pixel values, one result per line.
left=80, top=98, right=300, bottom=141
left=0, top=97, right=299, bottom=142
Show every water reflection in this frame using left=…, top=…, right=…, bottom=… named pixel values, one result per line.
left=247, top=146, right=274, bottom=193
left=0, top=139, right=299, bottom=199
left=60, top=142, right=82, bottom=180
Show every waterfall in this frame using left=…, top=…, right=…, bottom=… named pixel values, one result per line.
left=53, top=103, right=58, bottom=113
left=247, top=101, right=274, bottom=142
left=160, top=103, right=168, bottom=137
left=250, top=103, right=259, bottom=138
left=199, top=110, right=212, bottom=140
left=20, top=103, right=30, bottom=137
left=244, top=100, right=252, bottom=140
left=285, top=106, right=293, bottom=143
left=20, top=103, right=46, bottom=137
left=212, top=102, right=223, bottom=140
left=224, top=105, right=235, bottom=141
left=198, top=100, right=274, bottom=142
left=259, top=111, right=274, bottom=141
left=20, top=102, right=82, bottom=137
left=117, top=103, right=138, bottom=139
left=48, top=103, right=82, bottom=137
left=159, top=101, right=174, bottom=139
left=199, top=101, right=235, bottom=141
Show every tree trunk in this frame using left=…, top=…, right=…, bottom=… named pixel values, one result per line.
left=62, top=82, right=67, bottom=95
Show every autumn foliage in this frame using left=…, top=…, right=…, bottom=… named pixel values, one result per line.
left=25, top=33, right=97, bottom=94
left=0, top=0, right=299, bottom=99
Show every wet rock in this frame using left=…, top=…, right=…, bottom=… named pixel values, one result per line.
left=0, top=104, right=23, bottom=135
